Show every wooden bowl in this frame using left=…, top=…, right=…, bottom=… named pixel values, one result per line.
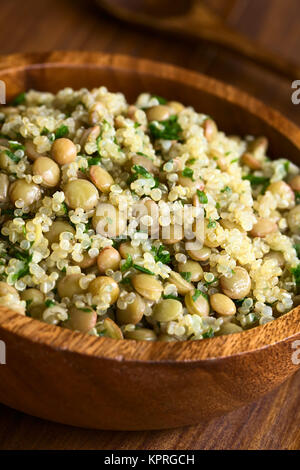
left=0, top=52, right=299, bottom=431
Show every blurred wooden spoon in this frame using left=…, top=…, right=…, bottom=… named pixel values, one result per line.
left=95, top=0, right=300, bottom=80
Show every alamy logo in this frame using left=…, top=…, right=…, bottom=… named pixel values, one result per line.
left=0, top=340, right=6, bottom=365
left=291, top=80, right=300, bottom=105
left=0, top=80, right=6, bottom=104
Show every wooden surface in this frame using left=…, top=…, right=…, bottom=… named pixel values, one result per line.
left=96, top=0, right=300, bottom=80
left=0, top=0, right=299, bottom=450
left=0, top=372, right=299, bottom=450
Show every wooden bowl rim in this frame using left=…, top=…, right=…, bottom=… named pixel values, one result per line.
left=0, top=51, right=299, bottom=363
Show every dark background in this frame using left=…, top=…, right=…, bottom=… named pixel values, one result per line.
left=0, top=0, right=299, bottom=450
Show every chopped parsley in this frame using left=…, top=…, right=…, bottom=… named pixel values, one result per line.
left=61, top=202, right=68, bottom=215
left=186, top=158, right=196, bottom=165
left=163, top=294, right=180, bottom=300
left=11, top=255, right=32, bottom=282
left=151, top=244, right=171, bottom=265
left=182, top=167, right=194, bottom=180
left=203, top=328, right=214, bottom=339
left=120, top=277, right=132, bottom=286
left=284, top=160, right=290, bottom=173
left=128, top=164, right=158, bottom=187
left=133, top=264, right=155, bottom=275
left=11, top=92, right=26, bottom=106
left=132, top=165, right=153, bottom=179
left=197, top=190, right=208, bottom=204
left=9, top=247, right=31, bottom=262
left=121, top=254, right=133, bottom=272
left=231, top=158, right=238, bottom=164
left=204, top=276, right=217, bottom=287
left=294, top=244, right=300, bottom=257
left=8, top=141, right=25, bottom=151
left=207, top=218, right=216, bottom=229
left=8, top=248, right=33, bottom=285
left=45, top=299, right=56, bottom=308
left=5, top=149, right=21, bottom=163
left=291, top=264, right=300, bottom=286
left=98, top=329, right=108, bottom=337
left=1, top=208, right=23, bottom=218
left=242, top=174, right=270, bottom=188
left=149, top=115, right=182, bottom=140
left=233, top=298, right=245, bottom=307
left=79, top=308, right=93, bottom=313
left=151, top=95, right=167, bottom=105
left=87, top=156, right=101, bottom=166
left=41, top=127, right=50, bottom=136
left=25, top=299, right=33, bottom=308
left=192, top=290, right=208, bottom=302
left=54, top=125, right=69, bottom=139
left=137, top=151, right=150, bottom=158
left=295, top=191, right=300, bottom=204
left=221, top=186, right=231, bottom=193
left=180, top=272, right=192, bottom=282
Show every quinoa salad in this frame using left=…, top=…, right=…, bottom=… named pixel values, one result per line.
left=0, top=87, right=299, bottom=342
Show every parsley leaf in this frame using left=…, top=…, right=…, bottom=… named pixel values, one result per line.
left=137, top=151, right=150, bottom=158
left=11, top=262, right=31, bottom=282
left=11, top=92, right=26, bottom=106
left=151, top=244, right=171, bottom=265
left=291, top=264, right=300, bottom=285
left=41, top=127, right=50, bottom=136
left=284, top=160, right=290, bottom=173
left=61, top=202, right=68, bottom=215
left=45, top=299, right=56, bottom=308
left=163, top=294, right=180, bottom=300
left=5, top=149, right=21, bottom=163
left=87, top=156, right=101, bottom=166
left=203, top=328, right=214, bottom=339
left=233, top=298, right=245, bottom=308
left=242, top=174, right=270, bottom=194
left=204, top=276, right=217, bottom=287
left=25, top=299, right=33, bottom=308
left=149, top=115, right=182, bottom=140
left=121, top=254, right=133, bottom=272
left=192, top=290, right=208, bottom=302
left=120, top=277, right=132, bottom=286
left=132, top=165, right=153, bottom=179
left=221, top=186, right=231, bottom=193
left=54, top=125, right=69, bottom=139
left=182, top=167, right=194, bottom=179
left=128, top=164, right=158, bottom=188
left=294, top=244, right=300, bottom=257
left=207, top=218, right=216, bottom=229
left=98, top=329, right=108, bottom=337
left=133, top=264, right=155, bottom=275
left=180, top=272, right=192, bottom=282
left=151, top=95, right=167, bottom=105
left=8, top=141, right=25, bottom=151
left=197, top=190, right=208, bottom=204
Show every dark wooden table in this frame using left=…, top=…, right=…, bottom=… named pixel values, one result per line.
left=0, top=0, right=299, bottom=450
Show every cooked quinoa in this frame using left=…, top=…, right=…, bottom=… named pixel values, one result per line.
left=0, top=87, right=300, bottom=341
